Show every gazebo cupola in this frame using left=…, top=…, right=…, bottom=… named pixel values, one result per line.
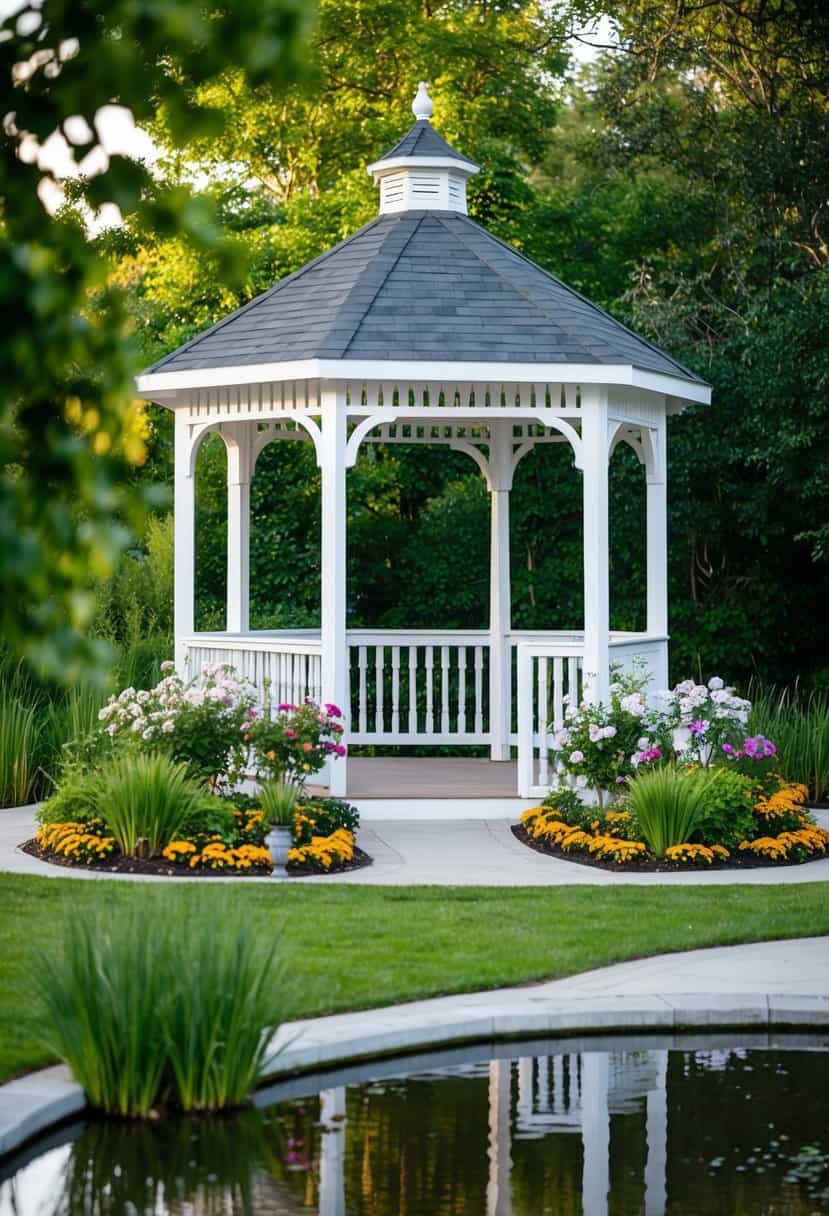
left=367, top=81, right=479, bottom=215
left=136, top=83, right=710, bottom=801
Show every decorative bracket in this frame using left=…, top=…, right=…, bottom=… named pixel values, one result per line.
left=345, top=410, right=399, bottom=468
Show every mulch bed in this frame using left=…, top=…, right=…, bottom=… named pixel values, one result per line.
left=21, top=839, right=373, bottom=879
left=511, top=823, right=824, bottom=873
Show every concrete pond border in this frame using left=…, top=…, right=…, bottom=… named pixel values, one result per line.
left=3, top=989, right=829, bottom=1164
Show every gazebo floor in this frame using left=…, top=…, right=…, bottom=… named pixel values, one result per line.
left=313, top=756, right=520, bottom=800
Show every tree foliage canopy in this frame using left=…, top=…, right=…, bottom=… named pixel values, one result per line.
left=4, top=0, right=829, bottom=686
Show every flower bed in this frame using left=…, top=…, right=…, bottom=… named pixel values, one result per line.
left=515, top=667, right=829, bottom=871
left=25, top=663, right=371, bottom=878
left=27, top=796, right=370, bottom=877
left=515, top=781, right=829, bottom=871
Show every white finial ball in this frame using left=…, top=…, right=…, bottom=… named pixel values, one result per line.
left=412, top=81, right=434, bottom=121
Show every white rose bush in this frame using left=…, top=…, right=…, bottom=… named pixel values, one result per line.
left=550, top=668, right=753, bottom=806
left=98, top=662, right=258, bottom=790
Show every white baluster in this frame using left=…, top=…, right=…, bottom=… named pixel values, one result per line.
left=391, top=646, right=401, bottom=736
left=425, top=645, right=435, bottom=735
left=474, top=645, right=484, bottom=736
left=408, top=646, right=418, bottom=734
left=537, top=656, right=549, bottom=787
left=358, top=646, right=368, bottom=735
left=375, top=646, right=384, bottom=734
left=553, top=657, right=564, bottom=731
left=457, top=647, right=467, bottom=734
left=568, top=656, right=579, bottom=707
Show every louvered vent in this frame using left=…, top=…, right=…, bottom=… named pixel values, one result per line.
left=380, top=172, right=406, bottom=210
left=410, top=173, right=441, bottom=201
left=448, top=174, right=465, bottom=209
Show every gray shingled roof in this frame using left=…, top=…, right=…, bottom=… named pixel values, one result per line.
left=379, top=119, right=474, bottom=164
left=146, top=210, right=704, bottom=383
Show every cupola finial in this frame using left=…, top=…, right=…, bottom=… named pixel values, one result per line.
left=412, top=81, right=434, bottom=122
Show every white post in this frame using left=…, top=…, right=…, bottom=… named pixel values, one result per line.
left=320, top=387, right=348, bottom=796
left=644, top=1050, right=668, bottom=1216
left=580, top=1052, right=610, bottom=1216
left=174, top=413, right=195, bottom=674
left=225, top=423, right=252, bottom=635
left=487, top=1058, right=512, bottom=1216
left=646, top=418, right=669, bottom=686
left=319, top=1087, right=347, bottom=1216
left=582, top=390, right=610, bottom=704
left=489, top=422, right=513, bottom=761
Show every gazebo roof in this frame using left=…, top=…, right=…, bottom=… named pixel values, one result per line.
left=144, top=84, right=704, bottom=390
left=146, top=209, right=703, bottom=382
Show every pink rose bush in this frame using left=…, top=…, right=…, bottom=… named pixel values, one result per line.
left=245, top=696, right=346, bottom=786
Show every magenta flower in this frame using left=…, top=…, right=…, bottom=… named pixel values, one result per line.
left=324, top=703, right=343, bottom=718
left=689, top=718, right=709, bottom=736
left=334, top=743, right=347, bottom=757
left=285, top=727, right=297, bottom=740
left=277, top=702, right=297, bottom=712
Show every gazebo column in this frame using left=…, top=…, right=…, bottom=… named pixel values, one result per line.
left=646, top=420, right=669, bottom=687
left=488, top=422, right=513, bottom=761
left=173, top=413, right=195, bottom=673
left=224, top=423, right=253, bottom=634
left=581, top=390, right=610, bottom=704
left=320, top=391, right=348, bottom=796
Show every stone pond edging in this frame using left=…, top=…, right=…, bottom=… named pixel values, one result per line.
left=3, top=989, right=829, bottom=1162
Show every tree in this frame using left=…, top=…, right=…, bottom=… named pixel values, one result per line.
left=1, top=0, right=312, bottom=680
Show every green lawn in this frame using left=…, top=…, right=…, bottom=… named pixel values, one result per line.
left=2, top=874, right=828, bottom=1084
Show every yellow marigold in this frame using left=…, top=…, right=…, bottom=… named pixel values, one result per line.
left=755, top=783, right=810, bottom=821
left=665, top=843, right=715, bottom=865
left=162, top=840, right=197, bottom=859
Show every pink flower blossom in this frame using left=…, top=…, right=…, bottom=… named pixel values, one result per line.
left=285, top=728, right=297, bottom=740
left=324, top=703, right=343, bottom=718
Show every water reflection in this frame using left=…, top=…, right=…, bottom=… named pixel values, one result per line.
left=2, top=1045, right=827, bottom=1215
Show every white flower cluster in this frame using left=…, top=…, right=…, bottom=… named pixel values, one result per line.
left=669, top=677, right=750, bottom=726
left=97, top=662, right=257, bottom=743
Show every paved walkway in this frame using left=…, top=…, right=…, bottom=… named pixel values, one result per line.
left=3, top=806, right=829, bottom=885
left=3, top=936, right=828, bottom=1159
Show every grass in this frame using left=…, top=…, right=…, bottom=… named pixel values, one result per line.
left=38, top=893, right=283, bottom=1115
left=2, top=874, right=829, bottom=1085
left=96, top=753, right=203, bottom=857
left=749, top=683, right=829, bottom=802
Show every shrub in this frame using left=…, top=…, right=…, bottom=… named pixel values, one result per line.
left=36, top=894, right=283, bottom=1116
left=95, top=753, right=204, bottom=857
left=98, top=663, right=256, bottom=790
left=626, top=765, right=714, bottom=856
left=693, top=766, right=757, bottom=850
left=246, top=698, right=346, bottom=785
left=36, top=769, right=99, bottom=825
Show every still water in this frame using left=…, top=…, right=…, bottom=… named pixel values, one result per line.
left=2, top=1041, right=828, bottom=1215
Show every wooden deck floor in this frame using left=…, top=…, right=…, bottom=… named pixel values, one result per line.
left=336, top=757, right=519, bottom=799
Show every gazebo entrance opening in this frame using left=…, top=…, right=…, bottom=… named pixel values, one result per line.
left=171, top=384, right=671, bottom=799
left=137, top=84, right=709, bottom=801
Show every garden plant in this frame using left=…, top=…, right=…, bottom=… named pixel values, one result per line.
left=30, top=664, right=362, bottom=877
left=518, top=671, right=829, bottom=870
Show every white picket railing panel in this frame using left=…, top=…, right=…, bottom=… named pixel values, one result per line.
left=517, top=642, right=584, bottom=798
left=183, top=635, right=323, bottom=710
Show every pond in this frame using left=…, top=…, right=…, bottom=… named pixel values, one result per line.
left=2, top=1036, right=828, bottom=1214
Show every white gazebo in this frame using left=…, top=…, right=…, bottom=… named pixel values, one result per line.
left=137, top=84, right=710, bottom=801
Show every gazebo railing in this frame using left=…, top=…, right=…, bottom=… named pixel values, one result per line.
left=183, top=633, right=323, bottom=709
left=347, top=630, right=490, bottom=745
left=516, top=633, right=669, bottom=797
left=181, top=629, right=668, bottom=790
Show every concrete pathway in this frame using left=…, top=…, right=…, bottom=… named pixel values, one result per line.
left=3, top=805, right=829, bottom=885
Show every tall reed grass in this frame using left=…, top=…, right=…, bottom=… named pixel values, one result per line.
left=627, top=765, right=713, bottom=856
left=749, top=683, right=829, bottom=802
left=95, top=753, right=204, bottom=857
left=0, top=696, right=41, bottom=806
left=37, top=894, right=283, bottom=1117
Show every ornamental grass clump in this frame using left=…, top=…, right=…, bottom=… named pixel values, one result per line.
left=626, top=765, right=713, bottom=856
left=259, top=779, right=299, bottom=825
left=94, top=753, right=204, bottom=857
left=36, top=894, right=283, bottom=1118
